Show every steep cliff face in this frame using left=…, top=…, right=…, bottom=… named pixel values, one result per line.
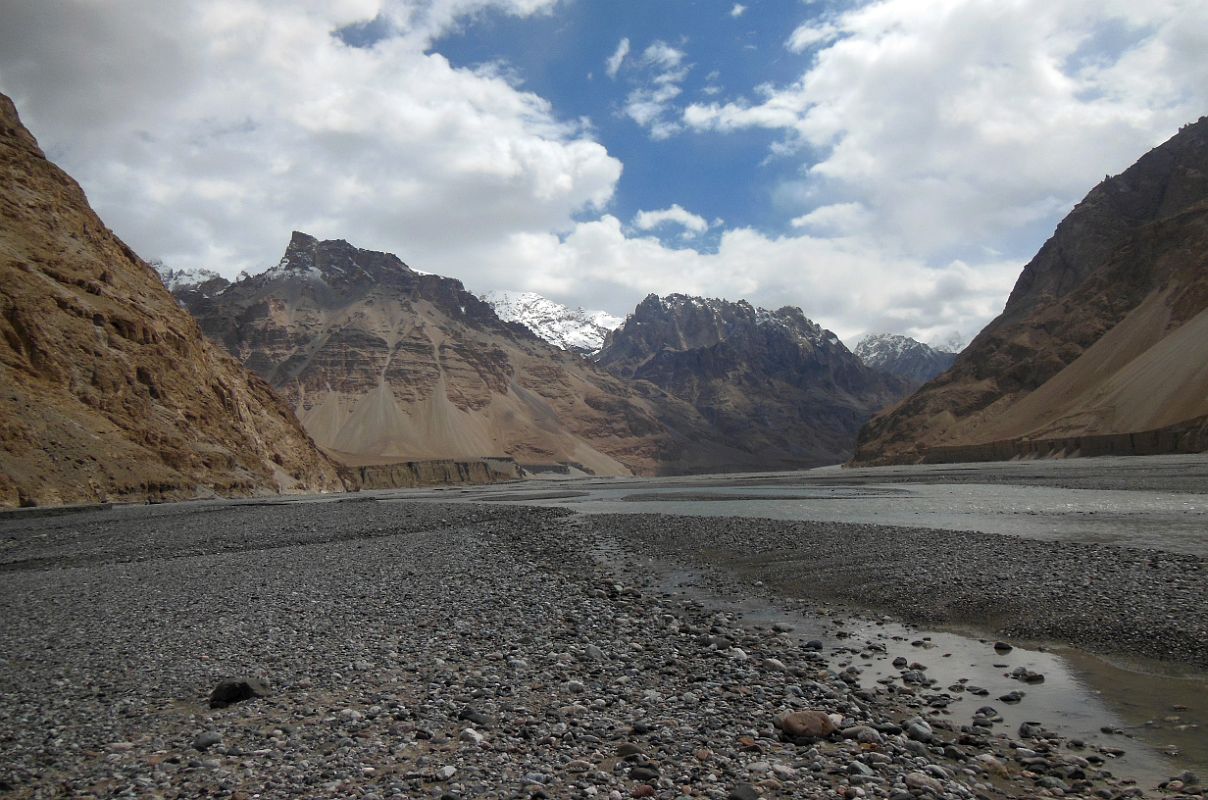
left=854, top=117, right=1208, bottom=464
left=179, top=234, right=754, bottom=475
left=854, top=334, right=957, bottom=388
left=0, top=94, right=344, bottom=507
left=597, top=295, right=909, bottom=466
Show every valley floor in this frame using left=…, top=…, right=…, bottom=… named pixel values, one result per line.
left=1, top=463, right=1205, bottom=798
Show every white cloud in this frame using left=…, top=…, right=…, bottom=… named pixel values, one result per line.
left=633, top=204, right=710, bottom=236
left=1, top=0, right=1204, bottom=349
left=684, top=0, right=1208, bottom=262
left=790, top=202, right=873, bottom=234
left=786, top=21, right=838, bottom=51
left=0, top=0, right=614, bottom=277
left=730, top=4, right=747, bottom=18
left=622, top=40, right=690, bottom=138
left=641, top=41, right=685, bottom=70
left=605, top=37, right=630, bottom=79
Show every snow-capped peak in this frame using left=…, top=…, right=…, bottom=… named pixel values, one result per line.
left=854, top=333, right=957, bottom=385
left=150, top=260, right=227, bottom=294
left=481, top=290, right=622, bottom=355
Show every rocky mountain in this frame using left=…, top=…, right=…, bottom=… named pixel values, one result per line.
left=596, top=294, right=910, bottom=466
left=480, top=290, right=621, bottom=355
left=854, top=333, right=957, bottom=387
left=177, top=233, right=759, bottom=476
left=0, top=93, right=343, bottom=507
left=928, top=332, right=968, bottom=354
left=151, top=262, right=232, bottom=308
left=854, top=117, right=1208, bottom=465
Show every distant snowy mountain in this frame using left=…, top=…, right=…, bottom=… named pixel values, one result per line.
left=854, top=333, right=957, bottom=387
left=480, top=290, right=622, bottom=355
left=929, top=332, right=968, bottom=354
left=150, top=261, right=230, bottom=299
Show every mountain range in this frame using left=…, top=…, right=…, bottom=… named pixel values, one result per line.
left=171, top=232, right=779, bottom=476
left=4, top=83, right=1206, bottom=506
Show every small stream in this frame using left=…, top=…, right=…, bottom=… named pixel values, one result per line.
left=380, top=468, right=1208, bottom=786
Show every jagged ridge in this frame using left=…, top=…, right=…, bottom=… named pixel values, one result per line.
left=597, top=294, right=910, bottom=466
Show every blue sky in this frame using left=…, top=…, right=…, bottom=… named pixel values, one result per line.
left=1, top=0, right=1205, bottom=344
left=434, top=1, right=805, bottom=245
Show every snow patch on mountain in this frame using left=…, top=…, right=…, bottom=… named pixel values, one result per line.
left=855, top=333, right=957, bottom=386
left=481, top=290, right=622, bottom=355
left=150, top=260, right=229, bottom=296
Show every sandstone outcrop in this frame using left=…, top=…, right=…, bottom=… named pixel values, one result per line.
left=0, top=93, right=344, bottom=507
left=853, top=117, right=1208, bottom=464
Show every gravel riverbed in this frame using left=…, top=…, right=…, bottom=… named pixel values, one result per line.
left=0, top=499, right=1203, bottom=799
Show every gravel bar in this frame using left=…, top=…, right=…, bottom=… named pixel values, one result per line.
left=0, top=500, right=1202, bottom=799
left=589, top=514, right=1208, bottom=669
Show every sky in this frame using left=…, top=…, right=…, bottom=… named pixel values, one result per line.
left=1, top=1, right=1205, bottom=347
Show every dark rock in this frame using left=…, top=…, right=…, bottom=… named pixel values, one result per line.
left=728, top=784, right=760, bottom=800
left=209, top=678, right=270, bottom=709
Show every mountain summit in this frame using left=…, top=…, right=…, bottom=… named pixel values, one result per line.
left=480, top=290, right=621, bottom=355
left=854, top=117, right=1208, bottom=464
left=174, top=235, right=761, bottom=475
left=597, top=294, right=909, bottom=466
left=854, top=334, right=957, bottom=388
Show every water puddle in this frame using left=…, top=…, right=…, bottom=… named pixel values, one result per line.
left=642, top=562, right=1206, bottom=789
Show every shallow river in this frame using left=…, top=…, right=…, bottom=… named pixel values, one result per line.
left=384, top=455, right=1208, bottom=786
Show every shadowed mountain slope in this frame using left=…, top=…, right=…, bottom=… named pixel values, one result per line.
left=854, top=117, right=1208, bottom=464
left=597, top=294, right=909, bottom=467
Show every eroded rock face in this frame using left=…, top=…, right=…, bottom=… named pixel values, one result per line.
left=596, top=295, right=910, bottom=467
left=176, top=235, right=758, bottom=476
left=0, top=93, right=344, bottom=508
left=854, top=117, right=1208, bottom=465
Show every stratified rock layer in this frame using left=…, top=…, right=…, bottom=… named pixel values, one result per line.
left=854, top=117, right=1208, bottom=464
left=0, top=93, right=344, bottom=507
left=179, top=234, right=755, bottom=475
left=597, top=295, right=909, bottom=466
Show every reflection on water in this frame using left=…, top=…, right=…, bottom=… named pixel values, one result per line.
left=654, top=565, right=1208, bottom=787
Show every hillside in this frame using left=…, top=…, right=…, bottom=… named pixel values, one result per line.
left=854, top=118, right=1208, bottom=464
left=0, top=94, right=343, bottom=507
left=176, top=233, right=759, bottom=476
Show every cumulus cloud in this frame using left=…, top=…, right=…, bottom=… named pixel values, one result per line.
left=0, top=0, right=608, bottom=276
left=685, top=0, right=1208, bottom=263
left=633, top=204, right=710, bottom=237
left=730, top=4, right=747, bottom=18
left=1, top=0, right=1203, bottom=347
left=605, top=37, right=630, bottom=79
left=622, top=41, right=690, bottom=139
